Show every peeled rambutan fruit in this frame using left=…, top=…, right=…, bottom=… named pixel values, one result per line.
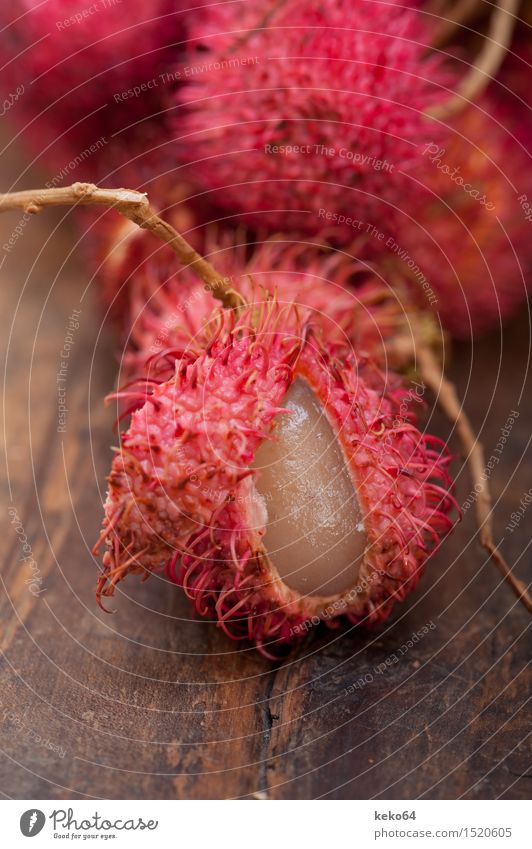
left=0, top=0, right=183, bottom=165
left=173, top=0, right=454, bottom=239
left=95, top=292, right=456, bottom=655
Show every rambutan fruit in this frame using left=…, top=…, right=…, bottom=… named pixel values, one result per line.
left=392, top=97, right=532, bottom=338
left=96, top=228, right=425, bottom=384
left=173, top=0, right=454, bottom=239
left=95, top=292, right=456, bottom=655
left=0, top=0, right=184, bottom=166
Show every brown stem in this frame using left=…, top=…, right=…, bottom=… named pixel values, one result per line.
left=0, top=182, right=245, bottom=310
left=427, top=0, right=519, bottom=120
left=416, top=339, right=532, bottom=615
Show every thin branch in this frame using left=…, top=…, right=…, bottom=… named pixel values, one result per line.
left=0, top=182, right=245, bottom=310
left=416, top=340, right=532, bottom=615
left=428, top=0, right=519, bottom=120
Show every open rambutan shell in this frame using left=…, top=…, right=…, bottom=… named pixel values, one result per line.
left=95, top=293, right=456, bottom=655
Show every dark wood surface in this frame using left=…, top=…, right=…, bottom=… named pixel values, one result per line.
left=0, top=153, right=530, bottom=800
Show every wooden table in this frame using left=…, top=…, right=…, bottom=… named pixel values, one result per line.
left=0, top=156, right=530, bottom=800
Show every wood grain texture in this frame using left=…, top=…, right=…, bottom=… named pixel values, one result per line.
left=0, top=153, right=530, bottom=800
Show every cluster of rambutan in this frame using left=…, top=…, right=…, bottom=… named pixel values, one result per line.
left=4, top=0, right=531, bottom=338
left=3, top=0, right=531, bottom=650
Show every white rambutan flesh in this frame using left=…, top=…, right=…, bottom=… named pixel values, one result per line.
left=254, top=378, right=366, bottom=597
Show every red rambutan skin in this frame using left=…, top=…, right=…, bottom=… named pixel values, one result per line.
left=95, top=293, right=457, bottom=655
left=173, top=0, right=453, bottom=239
left=0, top=0, right=184, bottom=166
left=395, top=97, right=532, bottom=338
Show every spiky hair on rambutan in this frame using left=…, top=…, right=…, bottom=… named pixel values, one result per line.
left=0, top=0, right=183, bottom=164
left=94, top=290, right=457, bottom=656
left=173, top=0, right=455, bottom=239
